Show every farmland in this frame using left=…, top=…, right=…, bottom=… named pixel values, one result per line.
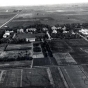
left=0, top=12, right=16, bottom=26
left=6, top=43, right=32, bottom=51
left=1, top=4, right=88, bottom=88
left=0, top=43, right=33, bottom=62
left=0, top=68, right=53, bottom=87
left=48, top=39, right=71, bottom=53
left=6, top=4, right=88, bottom=28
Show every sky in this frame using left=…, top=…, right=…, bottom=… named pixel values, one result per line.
left=0, top=0, right=88, bottom=6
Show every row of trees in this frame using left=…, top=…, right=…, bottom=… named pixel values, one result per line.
left=4, top=24, right=51, bottom=33
left=3, top=22, right=88, bottom=32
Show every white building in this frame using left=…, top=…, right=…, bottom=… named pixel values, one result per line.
left=26, top=28, right=37, bottom=32
left=3, top=31, right=13, bottom=38
left=79, top=29, right=88, bottom=35
left=52, top=29, right=57, bottom=34
left=17, top=28, right=24, bottom=33
left=51, top=26, right=57, bottom=30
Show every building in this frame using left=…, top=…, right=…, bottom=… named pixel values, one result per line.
left=51, top=26, right=57, bottom=30
left=3, top=31, right=13, bottom=38
left=26, top=28, right=37, bottom=32
left=17, top=28, right=24, bottom=33
left=15, top=33, right=35, bottom=42
left=52, top=29, right=57, bottom=34
left=79, top=29, right=88, bottom=35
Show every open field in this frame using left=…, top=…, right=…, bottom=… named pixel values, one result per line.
left=0, top=61, right=32, bottom=68
left=6, top=43, right=32, bottom=51
left=1, top=4, right=88, bottom=88
left=0, top=43, right=33, bottom=61
left=33, top=57, right=51, bottom=66
left=0, top=66, right=87, bottom=88
left=60, top=65, right=88, bottom=88
left=62, top=39, right=88, bottom=64
left=6, top=5, right=88, bottom=28
left=1, top=4, right=88, bottom=28
left=53, top=53, right=77, bottom=65
left=48, top=39, right=71, bottom=53
left=65, top=39, right=88, bottom=47
left=0, top=50, right=31, bottom=59
left=0, top=12, right=16, bottom=26
left=47, top=38, right=88, bottom=65
left=22, top=68, right=50, bottom=87
left=0, top=44, right=6, bottom=51
left=70, top=51, right=88, bottom=64
left=0, top=68, right=52, bottom=87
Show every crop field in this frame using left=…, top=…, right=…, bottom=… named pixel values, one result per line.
left=48, top=38, right=88, bottom=65
left=0, top=60, right=32, bottom=68
left=79, top=47, right=88, bottom=53
left=0, top=44, right=33, bottom=60
left=0, top=12, right=16, bottom=26
left=33, top=57, right=51, bottom=66
left=7, top=20, right=40, bottom=28
left=0, top=44, right=6, bottom=51
left=81, top=65, right=88, bottom=75
left=6, top=43, right=32, bottom=51
left=65, top=39, right=88, bottom=47
left=50, top=66, right=66, bottom=88
left=6, top=5, right=88, bottom=28
left=48, top=39, right=71, bottom=53
left=22, top=68, right=50, bottom=87
left=0, top=68, right=52, bottom=87
left=60, top=65, right=88, bottom=88
left=70, top=50, right=88, bottom=64
left=0, top=50, right=31, bottom=58
left=0, top=43, right=33, bottom=62
left=64, top=39, right=88, bottom=64
left=53, top=53, right=77, bottom=65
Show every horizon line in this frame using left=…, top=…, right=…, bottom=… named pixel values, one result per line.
left=0, top=2, right=88, bottom=7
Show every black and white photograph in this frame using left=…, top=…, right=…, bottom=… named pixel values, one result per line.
left=0, top=0, right=88, bottom=88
